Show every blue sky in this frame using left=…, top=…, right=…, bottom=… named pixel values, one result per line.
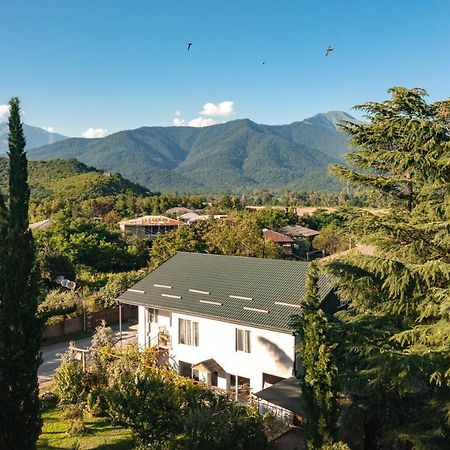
left=1, top=0, right=449, bottom=137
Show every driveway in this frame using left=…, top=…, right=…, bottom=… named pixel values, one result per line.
left=38, top=322, right=137, bottom=385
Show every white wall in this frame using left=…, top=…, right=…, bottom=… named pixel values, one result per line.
left=137, top=306, right=295, bottom=393
left=137, top=306, right=171, bottom=348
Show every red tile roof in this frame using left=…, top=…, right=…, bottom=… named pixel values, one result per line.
left=120, top=215, right=181, bottom=226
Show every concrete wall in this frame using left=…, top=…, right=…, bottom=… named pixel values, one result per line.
left=137, top=306, right=295, bottom=393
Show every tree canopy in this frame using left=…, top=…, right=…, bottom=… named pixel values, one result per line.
left=0, top=98, right=42, bottom=448
left=330, top=87, right=450, bottom=211
left=325, top=87, right=450, bottom=449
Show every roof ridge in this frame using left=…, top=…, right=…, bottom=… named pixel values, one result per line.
left=175, top=251, right=308, bottom=265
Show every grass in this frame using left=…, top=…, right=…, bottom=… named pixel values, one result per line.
left=38, top=404, right=135, bottom=450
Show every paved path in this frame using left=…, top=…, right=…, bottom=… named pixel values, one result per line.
left=38, top=323, right=137, bottom=385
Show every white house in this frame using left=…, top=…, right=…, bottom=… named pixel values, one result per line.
left=117, top=252, right=334, bottom=395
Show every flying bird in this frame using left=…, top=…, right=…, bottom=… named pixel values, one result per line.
left=187, top=43, right=192, bottom=51
left=325, top=44, right=334, bottom=56
left=262, top=61, right=266, bottom=65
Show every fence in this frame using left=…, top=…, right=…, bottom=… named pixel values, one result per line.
left=42, top=305, right=137, bottom=342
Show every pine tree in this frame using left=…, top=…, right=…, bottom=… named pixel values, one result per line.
left=0, top=98, right=42, bottom=448
left=293, top=263, right=337, bottom=449
left=330, top=87, right=449, bottom=211
left=326, top=88, right=450, bottom=449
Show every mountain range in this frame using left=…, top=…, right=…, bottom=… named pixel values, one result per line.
left=29, top=111, right=355, bottom=193
left=0, top=122, right=67, bottom=154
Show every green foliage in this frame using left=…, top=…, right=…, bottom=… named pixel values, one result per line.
left=299, top=208, right=348, bottom=230
left=55, top=350, right=87, bottom=404
left=150, top=225, right=205, bottom=269
left=106, top=365, right=182, bottom=448
left=55, top=344, right=268, bottom=449
left=330, top=87, right=450, bottom=211
left=253, top=207, right=297, bottom=229
left=321, top=442, right=351, bottom=450
left=0, top=157, right=149, bottom=202
left=312, top=223, right=351, bottom=255
left=35, top=216, right=149, bottom=272
left=95, top=270, right=148, bottom=309
left=177, top=396, right=267, bottom=450
left=293, top=263, right=337, bottom=449
left=325, top=87, right=450, bottom=448
left=38, top=403, right=135, bottom=449
left=36, top=241, right=76, bottom=288
left=105, top=361, right=268, bottom=449
left=59, top=403, right=85, bottom=436
left=203, top=213, right=282, bottom=258
left=38, top=289, right=78, bottom=324
left=0, top=97, right=42, bottom=448
left=90, top=320, right=116, bottom=352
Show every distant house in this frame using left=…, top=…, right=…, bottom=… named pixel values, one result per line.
left=179, top=213, right=228, bottom=225
left=117, top=252, right=335, bottom=396
left=262, top=228, right=294, bottom=257
left=277, top=225, right=320, bottom=243
left=165, top=207, right=193, bottom=217
left=179, top=212, right=203, bottom=223
left=119, top=215, right=181, bottom=238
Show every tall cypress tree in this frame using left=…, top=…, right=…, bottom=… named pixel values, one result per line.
left=293, top=263, right=337, bottom=450
left=0, top=98, right=42, bottom=448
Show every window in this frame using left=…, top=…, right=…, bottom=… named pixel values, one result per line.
left=236, top=328, right=251, bottom=353
left=147, top=308, right=159, bottom=323
left=178, top=318, right=199, bottom=346
left=179, top=360, right=192, bottom=377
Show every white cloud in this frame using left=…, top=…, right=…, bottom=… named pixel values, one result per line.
left=172, top=114, right=215, bottom=127
left=187, top=116, right=215, bottom=127
left=173, top=116, right=185, bottom=126
left=0, top=104, right=10, bottom=119
left=82, top=127, right=108, bottom=138
left=200, top=100, right=234, bottom=117
left=42, top=126, right=54, bottom=133
left=173, top=100, right=235, bottom=128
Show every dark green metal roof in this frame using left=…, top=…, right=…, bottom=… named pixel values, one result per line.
left=117, top=252, right=332, bottom=333
left=253, top=376, right=304, bottom=415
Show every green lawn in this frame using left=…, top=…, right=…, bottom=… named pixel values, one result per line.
left=38, top=405, right=135, bottom=449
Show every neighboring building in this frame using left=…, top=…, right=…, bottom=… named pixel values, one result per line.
left=179, top=212, right=203, bottom=223
left=180, top=213, right=228, bottom=225
left=119, top=215, right=181, bottom=238
left=29, top=218, right=54, bottom=231
left=262, top=228, right=294, bottom=257
left=166, top=207, right=193, bottom=217
left=277, top=225, right=320, bottom=242
left=117, top=252, right=334, bottom=394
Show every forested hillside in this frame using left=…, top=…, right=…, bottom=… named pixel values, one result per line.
left=0, top=158, right=149, bottom=202
left=29, top=112, right=355, bottom=193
